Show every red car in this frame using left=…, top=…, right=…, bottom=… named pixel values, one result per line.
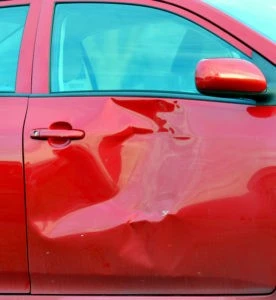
left=1, top=0, right=276, bottom=299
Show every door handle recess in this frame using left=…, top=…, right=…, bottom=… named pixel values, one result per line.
left=31, top=129, right=85, bottom=140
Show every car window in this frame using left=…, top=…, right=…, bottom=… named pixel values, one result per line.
left=0, top=6, right=29, bottom=92
left=204, top=0, right=276, bottom=43
left=51, top=3, right=249, bottom=94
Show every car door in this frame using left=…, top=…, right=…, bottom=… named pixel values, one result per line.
left=24, top=0, right=276, bottom=295
left=0, top=0, right=39, bottom=293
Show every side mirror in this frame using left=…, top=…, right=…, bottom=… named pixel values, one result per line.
left=195, top=58, right=267, bottom=96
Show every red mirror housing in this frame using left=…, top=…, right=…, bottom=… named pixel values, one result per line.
left=195, top=58, right=267, bottom=95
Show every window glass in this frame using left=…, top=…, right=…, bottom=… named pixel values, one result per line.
left=204, top=0, right=276, bottom=43
left=0, top=6, right=28, bottom=92
left=51, top=4, right=248, bottom=93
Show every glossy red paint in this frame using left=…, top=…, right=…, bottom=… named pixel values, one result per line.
left=196, top=58, right=267, bottom=94
left=24, top=0, right=276, bottom=296
left=0, top=98, right=29, bottom=293
left=2, top=295, right=276, bottom=300
left=15, top=0, right=42, bottom=93
left=0, top=0, right=273, bottom=297
left=24, top=96, right=276, bottom=294
left=0, top=0, right=42, bottom=294
left=3, top=295, right=276, bottom=300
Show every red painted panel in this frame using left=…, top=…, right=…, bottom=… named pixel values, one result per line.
left=24, top=96, right=276, bottom=294
left=28, top=0, right=276, bottom=295
left=0, top=98, right=29, bottom=293
left=3, top=294, right=276, bottom=300
left=2, top=294, right=276, bottom=300
left=0, top=0, right=41, bottom=293
left=196, top=58, right=267, bottom=93
left=16, top=0, right=42, bottom=93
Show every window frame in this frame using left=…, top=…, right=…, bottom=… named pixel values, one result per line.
left=50, top=2, right=253, bottom=94
left=32, top=0, right=253, bottom=98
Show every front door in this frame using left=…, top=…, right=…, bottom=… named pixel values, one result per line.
left=24, top=0, right=276, bottom=295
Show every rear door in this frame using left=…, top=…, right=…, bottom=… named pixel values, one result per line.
left=25, top=0, right=276, bottom=295
left=0, top=0, right=39, bottom=293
